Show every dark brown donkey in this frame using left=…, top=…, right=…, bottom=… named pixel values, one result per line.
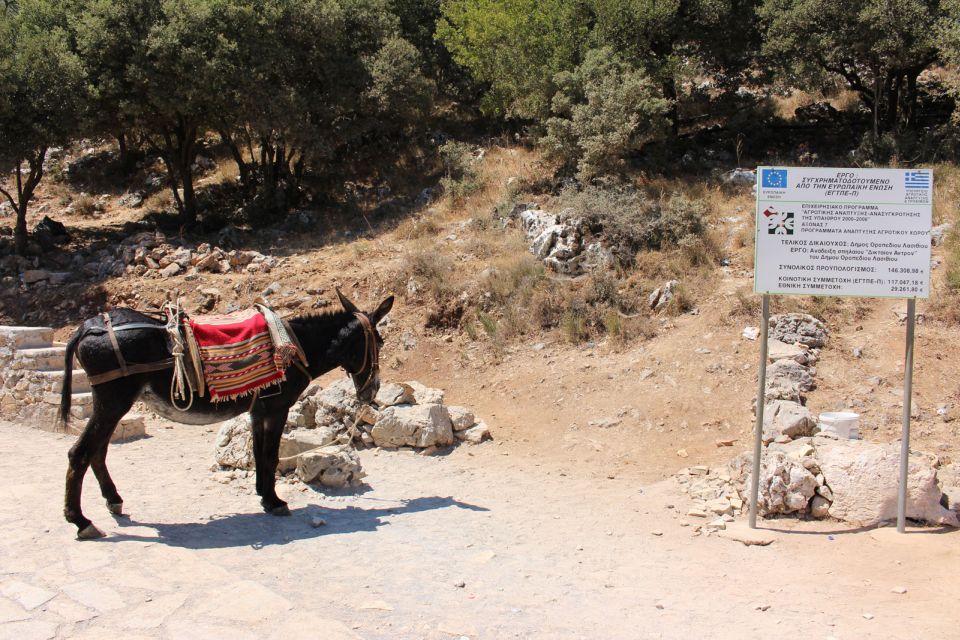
left=58, top=289, right=392, bottom=539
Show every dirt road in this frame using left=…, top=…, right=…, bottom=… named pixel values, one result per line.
left=0, top=420, right=957, bottom=639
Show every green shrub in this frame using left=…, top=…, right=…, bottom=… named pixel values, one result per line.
left=559, top=183, right=707, bottom=266
left=439, top=141, right=482, bottom=201
left=541, top=47, right=672, bottom=181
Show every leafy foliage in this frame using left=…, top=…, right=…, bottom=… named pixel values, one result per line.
left=542, top=48, right=672, bottom=180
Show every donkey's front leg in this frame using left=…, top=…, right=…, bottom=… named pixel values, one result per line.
left=254, top=411, right=290, bottom=516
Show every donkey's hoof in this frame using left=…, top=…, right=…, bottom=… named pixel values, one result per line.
left=106, top=501, right=123, bottom=515
left=267, top=504, right=291, bottom=517
left=77, top=524, right=106, bottom=540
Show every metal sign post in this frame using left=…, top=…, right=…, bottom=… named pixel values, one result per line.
left=897, top=298, right=917, bottom=532
left=749, top=295, right=770, bottom=528
left=752, top=166, right=932, bottom=532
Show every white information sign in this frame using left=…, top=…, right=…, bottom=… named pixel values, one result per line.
left=754, top=167, right=932, bottom=298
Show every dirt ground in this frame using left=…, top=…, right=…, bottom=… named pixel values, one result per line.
left=0, top=417, right=958, bottom=640
left=4, top=146, right=960, bottom=637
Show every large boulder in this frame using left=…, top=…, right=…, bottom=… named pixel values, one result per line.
left=768, top=313, right=828, bottom=348
left=374, top=382, right=415, bottom=408
left=816, top=440, right=959, bottom=527
left=767, top=339, right=809, bottom=365
left=371, top=404, right=454, bottom=448
left=314, top=378, right=360, bottom=425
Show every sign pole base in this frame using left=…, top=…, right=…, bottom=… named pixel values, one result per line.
left=749, top=294, right=770, bottom=529
left=897, top=298, right=917, bottom=533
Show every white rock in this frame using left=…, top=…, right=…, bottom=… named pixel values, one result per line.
left=214, top=417, right=253, bottom=470
left=295, top=445, right=364, bottom=487
left=768, top=313, right=828, bottom=348
left=767, top=339, right=807, bottom=364
left=374, top=382, right=415, bottom=407
left=405, top=380, right=444, bottom=405
left=278, top=428, right=339, bottom=472
left=816, top=440, right=958, bottom=527
left=372, top=404, right=454, bottom=448
left=447, top=405, right=476, bottom=432
left=456, top=422, right=491, bottom=444
left=762, top=400, right=818, bottom=442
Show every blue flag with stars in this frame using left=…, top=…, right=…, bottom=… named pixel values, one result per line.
left=762, top=169, right=787, bottom=188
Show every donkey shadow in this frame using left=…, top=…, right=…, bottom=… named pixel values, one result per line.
left=101, top=496, right=488, bottom=550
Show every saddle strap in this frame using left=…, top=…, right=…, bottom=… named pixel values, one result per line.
left=87, top=359, right=175, bottom=386
left=101, top=312, right=128, bottom=378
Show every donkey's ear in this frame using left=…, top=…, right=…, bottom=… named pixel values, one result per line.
left=336, top=287, right=359, bottom=314
left=370, top=295, right=394, bottom=325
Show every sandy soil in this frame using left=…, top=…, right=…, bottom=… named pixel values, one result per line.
left=0, top=419, right=958, bottom=640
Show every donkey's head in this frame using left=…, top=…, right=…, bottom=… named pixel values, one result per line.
left=336, top=288, right=394, bottom=405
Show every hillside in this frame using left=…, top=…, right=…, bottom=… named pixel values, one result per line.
left=2, top=142, right=958, bottom=484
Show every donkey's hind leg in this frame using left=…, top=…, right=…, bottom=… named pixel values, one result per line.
left=91, top=444, right=124, bottom=515
left=64, top=382, right=139, bottom=538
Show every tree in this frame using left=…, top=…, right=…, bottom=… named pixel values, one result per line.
left=761, top=0, right=946, bottom=133
left=436, top=0, right=593, bottom=120
left=76, top=0, right=252, bottom=224
left=590, top=0, right=761, bottom=133
left=0, top=1, right=86, bottom=255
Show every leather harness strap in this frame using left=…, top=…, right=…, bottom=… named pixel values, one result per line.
left=86, top=359, right=175, bottom=386
left=101, top=312, right=128, bottom=378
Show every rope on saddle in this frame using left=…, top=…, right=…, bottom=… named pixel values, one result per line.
left=164, top=300, right=195, bottom=411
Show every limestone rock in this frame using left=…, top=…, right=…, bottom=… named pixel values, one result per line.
left=374, top=382, right=415, bottom=408
left=767, top=339, right=807, bottom=364
left=816, top=440, right=958, bottom=527
left=456, top=422, right=491, bottom=444
left=768, top=313, right=828, bottom=348
left=371, top=404, right=454, bottom=448
left=447, top=406, right=476, bottom=432
left=314, top=378, right=360, bottom=425
left=648, top=280, right=679, bottom=312
left=405, top=381, right=444, bottom=405
left=214, top=417, right=253, bottom=470
left=762, top=400, right=818, bottom=443
left=810, top=495, right=832, bottom=519
left=295, top=445, right=364, bottom=487
left=764, top=360, right=815, bottom=402
left=278, top=428, right=338, bottom=472
left=746, top=451, right=818, bottom=516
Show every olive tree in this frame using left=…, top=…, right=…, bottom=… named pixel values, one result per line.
left=761, top=0, right=946, bottom=133
left=0, top=1, right=85, bottom=255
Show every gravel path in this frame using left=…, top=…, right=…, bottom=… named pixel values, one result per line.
left=0, top=420, right=958, bottom=639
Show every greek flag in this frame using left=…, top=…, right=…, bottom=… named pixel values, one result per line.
left=904, top=171, right=930, bottom=189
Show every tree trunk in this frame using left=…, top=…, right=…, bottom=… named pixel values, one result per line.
left=7, top=149, right=46, bottom=256
left=903, top=70, right=920, bottom=130
left=885, top=71, right=901, bottom=133
left=662, top=76, right=679, bottom=137
left=219, top=129, right=251, bottom=191
left=116, top=131, right=129, bottom=168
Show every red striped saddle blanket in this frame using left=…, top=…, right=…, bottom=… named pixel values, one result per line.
left=185, top=308, right=302, bottom=402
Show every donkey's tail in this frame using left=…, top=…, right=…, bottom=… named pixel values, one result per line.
left=57, top=329, right=82, bottom=431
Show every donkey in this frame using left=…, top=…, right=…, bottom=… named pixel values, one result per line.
left=58, top=289, right=393, bottom=539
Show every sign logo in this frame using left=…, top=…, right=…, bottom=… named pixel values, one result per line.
left=763, top=207, right=794, bottom=235
left=904, top=171, right=930, bottom=189
left=762, top=169, right=788, bottom=189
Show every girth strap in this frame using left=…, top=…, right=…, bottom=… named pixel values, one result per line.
left=101, top=312, right=128, bottom=378
left=86, top=359, right=175, bottom=386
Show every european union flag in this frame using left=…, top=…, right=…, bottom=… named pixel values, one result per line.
left=762, top=169, right=788, bottom=189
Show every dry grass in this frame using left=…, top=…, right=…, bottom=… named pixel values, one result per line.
left=771, top=88, right=861, bottom=120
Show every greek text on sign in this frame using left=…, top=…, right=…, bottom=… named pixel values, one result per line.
left=755, top=167, right=932, bottom=298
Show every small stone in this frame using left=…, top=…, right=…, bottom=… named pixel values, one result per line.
left=651, top=530, right=663, bottom=537
left=676, top=448, right=688, bottom=458
left=754, top=604, right=771, bottom=612
left=716, top=439, right=736, bottom=447
left=453, top=580, right=466, bottom=588
left=891, top=587, right=907, bottom=595
left=863, top=613, right=874, bottom=620
left=687, top=509, right=708, bottom=518
left=705, top=518, right=726, bottom=531
left=655, top=603, right=665, bottom=610
left=310, top=517, right=327, bottom=528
